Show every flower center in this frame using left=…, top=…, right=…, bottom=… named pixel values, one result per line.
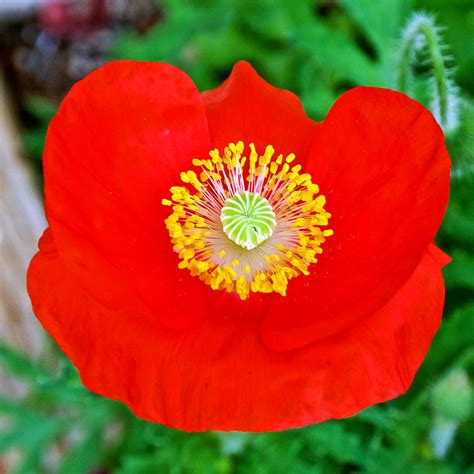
left=162, top=141, right=333, bottom=300
left=221, top=191, right=276, bottom=250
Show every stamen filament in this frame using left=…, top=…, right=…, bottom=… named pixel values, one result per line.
left=163, top=141, right=332, bottom=300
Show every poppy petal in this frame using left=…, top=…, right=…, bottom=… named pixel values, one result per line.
left=28, top=229, right=444, bottom=431
left=43, top=60, right=211, bottom=329
left=428, top=242, right=451, bottom=268
left=202, top=61, right=318, bottom=160
left=262, top=86, right=450, bottom=351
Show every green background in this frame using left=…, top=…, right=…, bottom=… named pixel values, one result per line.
left=2, top=0, right=473, bottom=472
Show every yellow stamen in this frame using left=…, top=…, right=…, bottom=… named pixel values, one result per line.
left=163, top=142, right=333, bottom=300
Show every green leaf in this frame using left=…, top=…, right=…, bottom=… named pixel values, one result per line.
left=303, top=422, right=366, bottom=465
left=341, top=0, right=412, bottom=54
left=24, top=96, right=57, bottom=122
left=443, top=251, right=474, bottom=289
left=293, top=21, right=381, bottom=85
left=0, top=399, right=64, bottom=472
left=424, top=304, right=474, bottom=374
left=0, top=344, right=50, bottom=383
left=56, top=426, right=103, bottom=474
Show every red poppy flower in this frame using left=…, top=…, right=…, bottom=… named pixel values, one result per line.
left=28, top=60, right=451, bottom=432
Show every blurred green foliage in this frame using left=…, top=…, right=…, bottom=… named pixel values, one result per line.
left=5, top=0, right=473, bottom=472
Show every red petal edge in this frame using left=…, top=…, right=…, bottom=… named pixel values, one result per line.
left=43, top=60, right=211, bottom=330
left=28, top=228, right=444, bottom=432
left=202, top=61, right=319, bottom=162
left=262, top=86, right=451, bottom=351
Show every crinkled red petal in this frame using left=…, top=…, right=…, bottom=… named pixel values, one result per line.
left=28, top=228, right=444, bottom=432
left=202, top=61, right=319, bottom=162
left=43, top=60, right=211, bottom=329
left=261, top=86, right=451, bottom=351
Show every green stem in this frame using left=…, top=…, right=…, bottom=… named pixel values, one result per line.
left=420, top=21, right=450, bottom=128
left=396, top=23, right=417, bottom=95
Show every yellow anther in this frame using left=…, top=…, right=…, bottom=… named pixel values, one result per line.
left=223, top=266, right=237, bottom=278
left=236, top=277, right=250, bottom=300
left=163, top=141, right=332, bottom=301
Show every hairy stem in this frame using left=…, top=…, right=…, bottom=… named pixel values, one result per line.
left=397, top=14, right=459, bottom=132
